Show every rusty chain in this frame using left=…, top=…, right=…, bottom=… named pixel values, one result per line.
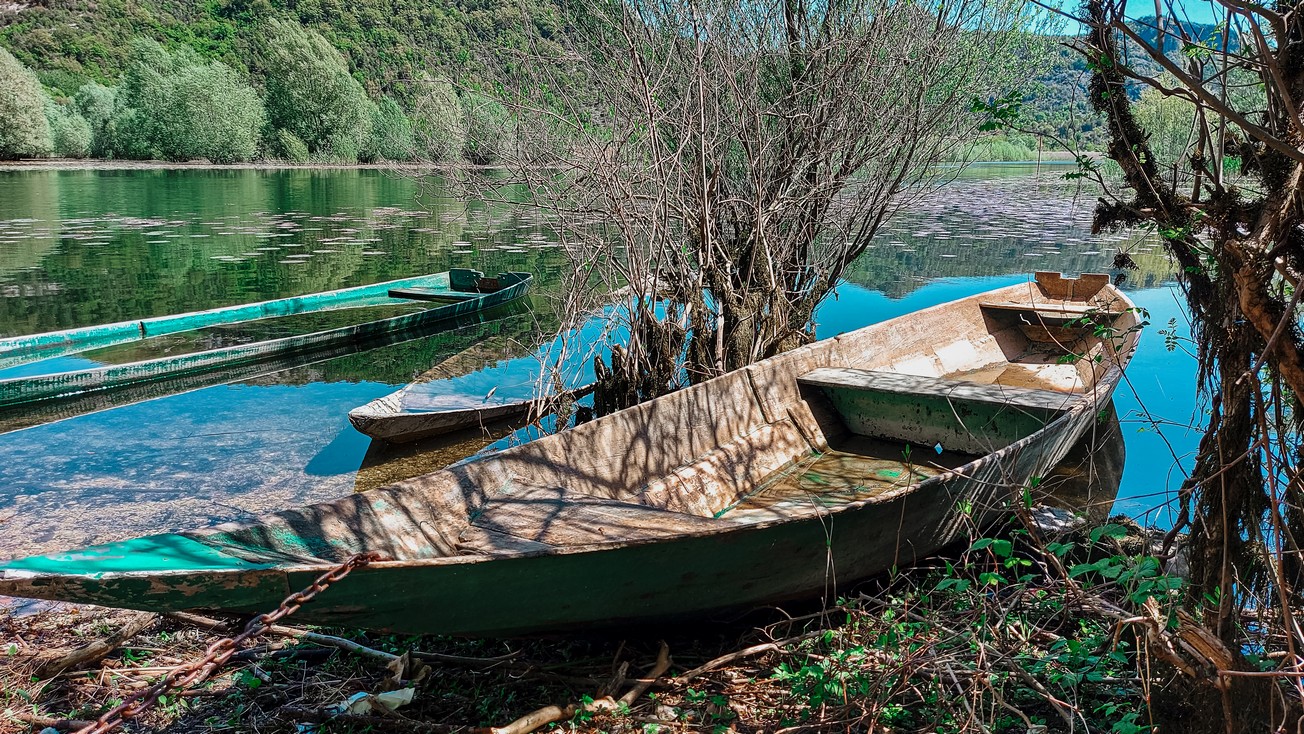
left=72, top=551, right=381, bottom=734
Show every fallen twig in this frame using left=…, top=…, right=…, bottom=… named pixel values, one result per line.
left=671, top=630, right=823, bottom=685
left=412, top=649, right=523, bottom=667
left=487, top=642, right=671, bottom=734
left=267, top=625, right=399, bottom=663
left=6, top=712, right=96, bottom=731
left=32, top=612, right=158, bottom=678
left=164, top=611, right=236, bottom=633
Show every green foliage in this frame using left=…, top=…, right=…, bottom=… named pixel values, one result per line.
left=43, top=97, right=92, bottom=158
left=762, top=521, right=1170, bottom=731
left=0, top=48, right=51, bottom=159
left=957, top=136, right=1040, bottom=162
left=1132, top=85, right=1196, bottom=165
left=272, top=128, right=310, bottom=163
left=113, top=40, right=265, bottom=163
left=258, top=18, right=372, bottom=160
left=74, top=83, right=118, bottom=158
left=363, top=97, right=415, bottom=162
left=462, top=92, right=513, bottom=165
left=410, top=76, right=465, bottom=162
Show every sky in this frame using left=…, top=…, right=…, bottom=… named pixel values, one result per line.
left=1047, top=0, right=1226, bottom=34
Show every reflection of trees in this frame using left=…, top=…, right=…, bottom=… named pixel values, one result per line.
left=239, top=298, right=558, bottom=386
left=841, top=240, right=1172, bottom=298
left=0, top=170, right=568, bottom=336
left=0, top=171, right=60, bottom=276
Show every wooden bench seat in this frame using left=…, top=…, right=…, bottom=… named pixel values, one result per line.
left=798, top=368, right=1077, bottom=454
left=799, top=368, right=1076, bottom=412
left=388, top=287, right=480, bottom=303
left=979, top=301, right=1113, bottom=320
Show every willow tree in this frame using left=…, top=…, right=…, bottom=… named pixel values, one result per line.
left=489, top=0, right=1049, bottom=412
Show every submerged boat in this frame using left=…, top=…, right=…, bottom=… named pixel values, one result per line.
left=0, top=270, right=532, bottom=408
left=0, top=273, right=1138, bottom=637
left=349, top=310, right=608, bottom=443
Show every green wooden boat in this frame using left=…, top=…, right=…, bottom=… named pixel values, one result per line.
left=0, top=300, right=535, bottom=436
left=0, top=272, right=460, bottom=370
left=0, top=270, right=532, bottom=408
left=0, top=272, right=1139, bottom=637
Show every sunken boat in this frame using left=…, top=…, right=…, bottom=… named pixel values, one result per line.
left=0, top=270, right=531, bottom=408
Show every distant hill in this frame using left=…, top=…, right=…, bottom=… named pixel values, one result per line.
left=0, top=3, right=1226, bottom=156
left=0, top=0, right=566, bottom=100
left=986, top=16, right=1228, bottom=153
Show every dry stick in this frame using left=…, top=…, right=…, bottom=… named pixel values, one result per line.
left=8, top=712, right=96, bottom=731
left=266, top=625, right=398, bottom=664
left=488, top=642, right=671, bottom=734
left=671, top=629, right=824, bottom=685
left=164, top=611, right=235, bottom=633
left=33, top=612, right=158, bottom=679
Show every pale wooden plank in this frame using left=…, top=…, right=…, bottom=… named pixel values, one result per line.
left=798, top=368, right=1077, bottom=412
left=457, top=527, right=554, bottom=555
left=979, top=301, right=1101, bottom=317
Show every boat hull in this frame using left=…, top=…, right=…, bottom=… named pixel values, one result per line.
left=0, top=273, right=1138, bottom=636
left=0, top=391, right=1104, bottom=636
left=0, top=273, right=456, bottom=370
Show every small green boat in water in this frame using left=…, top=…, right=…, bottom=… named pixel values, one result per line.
left=0, top=273, right=1138, bottom=637
left=0, top=269, right=532, bottom=408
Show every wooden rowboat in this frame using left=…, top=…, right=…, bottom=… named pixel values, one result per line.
left=0, top=273, right=1139, bottom=637
left=0, top=272, right=472, bottom=370
left=349, top=311, right=607, bottom=443
left=0, top=270, right=532, bottom=408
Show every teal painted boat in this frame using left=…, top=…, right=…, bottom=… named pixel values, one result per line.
left=0, top=273, right=1139, bottom=637
left=0, top=270, right=532, bottom=408
left=0, top=272, right=454, bottom=370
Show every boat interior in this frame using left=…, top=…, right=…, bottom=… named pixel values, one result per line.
left=194, top=273, right=1139, bottom=567
left=391, top=269, right=531, bottom=302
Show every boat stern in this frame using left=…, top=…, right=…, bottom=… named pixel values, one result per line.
left=0, top=533, right=291, bottom=614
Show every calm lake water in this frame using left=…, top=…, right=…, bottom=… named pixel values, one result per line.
left=0, top=165, right=1194, bottom=558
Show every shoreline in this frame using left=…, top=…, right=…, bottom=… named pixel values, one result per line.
left=0, top=159, right=501, bottom=172
left=0, top=157, right=1097, bottom=172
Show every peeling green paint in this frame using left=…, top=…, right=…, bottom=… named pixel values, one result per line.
left=0, top=534, right=273, bottom=576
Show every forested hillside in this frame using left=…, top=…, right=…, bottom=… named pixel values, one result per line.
left=0, top=1, right=1223, bottom=163
left=0, top=0, right=561, bottom=99
left=968, top=17, right=1229, bottom=159
left=0, top=0, right=549, bottom=162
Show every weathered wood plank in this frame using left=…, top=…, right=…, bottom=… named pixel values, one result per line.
left=388, top=287, right=480, bottom=303
left=798, top=368, right=1077, bottom=412
left=468, top=487, right=721, bottom=547
left=979, top=301, right=1104, bottom=318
